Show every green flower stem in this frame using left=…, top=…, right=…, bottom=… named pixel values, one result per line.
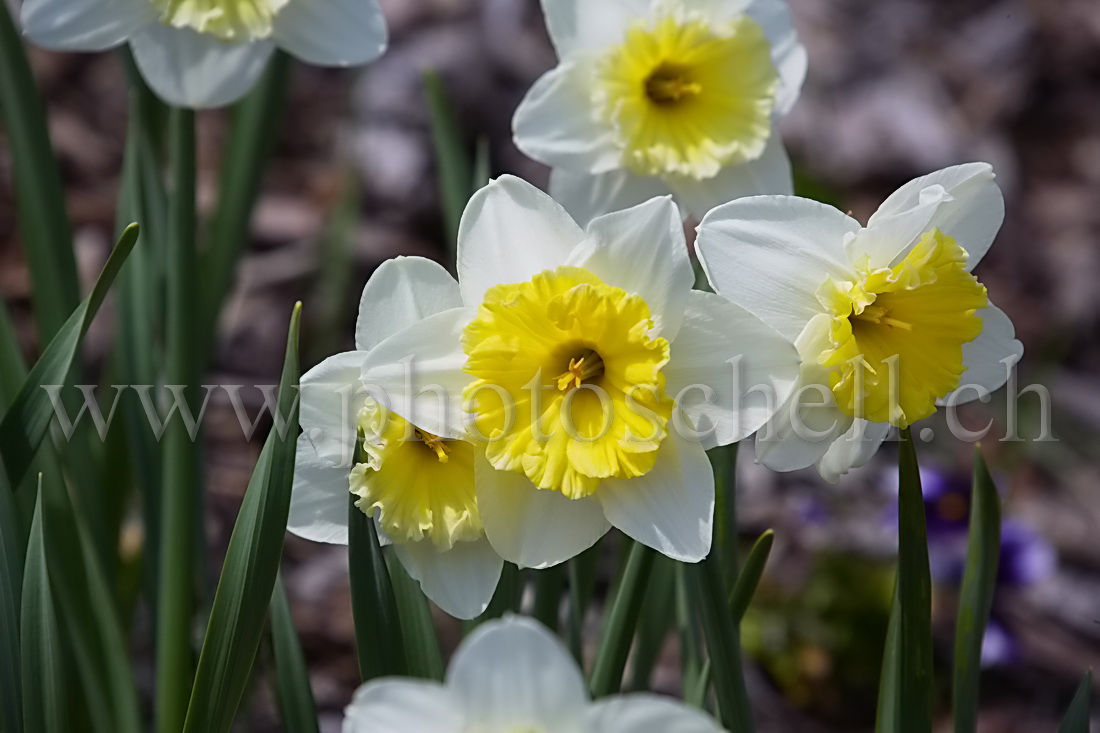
left=896, top=427, right=934, bottom=733
left=199, top=52, right=291, bottom=362
left=686, top=550, right=754, bottom=732
left=589, top=540, right=656, bottom=698
left=155, top=106, right=200, bottom=733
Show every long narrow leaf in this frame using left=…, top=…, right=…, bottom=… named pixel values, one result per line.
left=566, top=544, right=600, bottom=666
left=348, top=494, right=407, bottom=681
left=424, top=70, right=472, bottom=250
left=0, top=224, right=140, bottom=490
left=41, top=450, right=141, bottom=733
left=269, top=573, right=320, bottom=733
left=628, top=554, right=677, bottom=691
left=689, top=529, right=776, bottom=706
left=532, top=565, right=564, bottom=633
left=182, top=304, right=302, bottom=733
left=897, top=429, right=934, bottom=733
left=875, top=582, right=901, bottom=733
left=686, top=550, right=754, bottom=732
left=1058, top=670, right=1092, bottom=733
left=20, top=483, right=67, bottom=733
left=952, top=448, right=1002, bottom=733
left=728, top=529, right=774, bottom=623
left=0, top=0, right=80, bottom=341
left=472, top=562, right=522, bottom=627
left=385, top=550, right=446, bottom=681
left=0, top=455, right=23, bottom=733
left=589, top=540, right=656, bottom=697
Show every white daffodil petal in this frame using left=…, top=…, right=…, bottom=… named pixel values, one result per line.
left=664, top=291, right=801, bottom=449
left=753, top=312, right=851, bottom=470
left=667, top=130, right=794, bottom=220
left=447, top=616, right=588, bottom=730
left=945, top=303, right=1023, bottom=406
left=300, top=351, right=368, bottom=467
left=273, top=0, right=387, bottom=66
left=868, top=163, right=1004, bottom=270
left=393, top=538, right=503, bottom=620
left=355, top=256, right=462, bottom=352
left=343, top=679, right=462, bottom=733
left=696, top=196, right=861, bottom=341
left=815, top=419, right=892, bottom=484
left=745, top=0, right=807, bottom=115
left=289, top=435, right=351, bottom=545
left=513, top=57, right=622, bottom=174
left=567, top=196, right=693, bottom=339
left=849, top=187, right=951, bottom=271
left=584, top=694, right=724, bottom=733
left=541, top=0, right=650, bottom=56
left=21, top=0, right=154, bottom=51
left=597, top=431, right=714, bottom=563
left=457, top=176, right=585, bottom=306
left=550, top=167, right=673, bottom=229
left=475, top=456, right=609, bottom=569
left=129, top=24, right=274, bottom=108
left=360, top=307, right=476, bottom=440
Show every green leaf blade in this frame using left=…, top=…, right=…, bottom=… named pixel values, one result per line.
left=952, top=448, right=1002, bottom=733
left=897, top=429, right=934, bottom=733
left=0, top=0, right=81, bottom=342
left=589, top=540, right=656, bottom=698
left=269, top=573, right=320, bottom=733
left=1058, top=670, right=1092, bottom=733
left=20, top=483, right=68, bottom=733
left=0, top=225, right=140, bottom=490
left=182, top=303, right=302, bottom=733
left=348, top=493, right=408, bottom=682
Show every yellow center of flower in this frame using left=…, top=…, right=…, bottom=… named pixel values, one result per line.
left=596, top=11, right=778, bottom=180
left=462, top=267, right=674, bottom=500
left=815, top=229, right=988, bottom=428
left=350, top=400, right=481, bottom=549
left=150, top=0, right=290, bottom=42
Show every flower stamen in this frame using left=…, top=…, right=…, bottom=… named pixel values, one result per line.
left=555, top=350, right=605, bottom=391
left=416, top=428, right=452, bottom=463
left=645, top=64, right=702, bottom=105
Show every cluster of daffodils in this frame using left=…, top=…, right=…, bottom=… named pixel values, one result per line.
left=291, top=161, right=1021, bottom=617
left=292, top=176, right=801, bottom=618
left=343, top=616, right=725, bottom=733
left=19, top=0, right=1027, bottom=720
left=21, top=0, right=387, bottom=106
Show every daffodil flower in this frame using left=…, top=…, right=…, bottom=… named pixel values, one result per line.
left=513, top=0, right=806, bottom=226
left=696, top=163, right=1025, bottom=482
left=343, top=616, right=725, bottom=733
left=359, top=176, right=800, bottom=566
left=289, top=257, right=502, bottom=620
left=21, top=0, right=387, bottom=107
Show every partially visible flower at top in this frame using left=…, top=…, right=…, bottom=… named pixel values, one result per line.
left=288, top=257, right=502, bottom=620
left=697, top=163, right=1025, bottom=483
left=21, top=0, right=387, bottom=107
left=513, top=0, right=806, bottom=226
left=360, top=175, right=801, bottom=568
left=343, top=615, right=726, bottom=733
